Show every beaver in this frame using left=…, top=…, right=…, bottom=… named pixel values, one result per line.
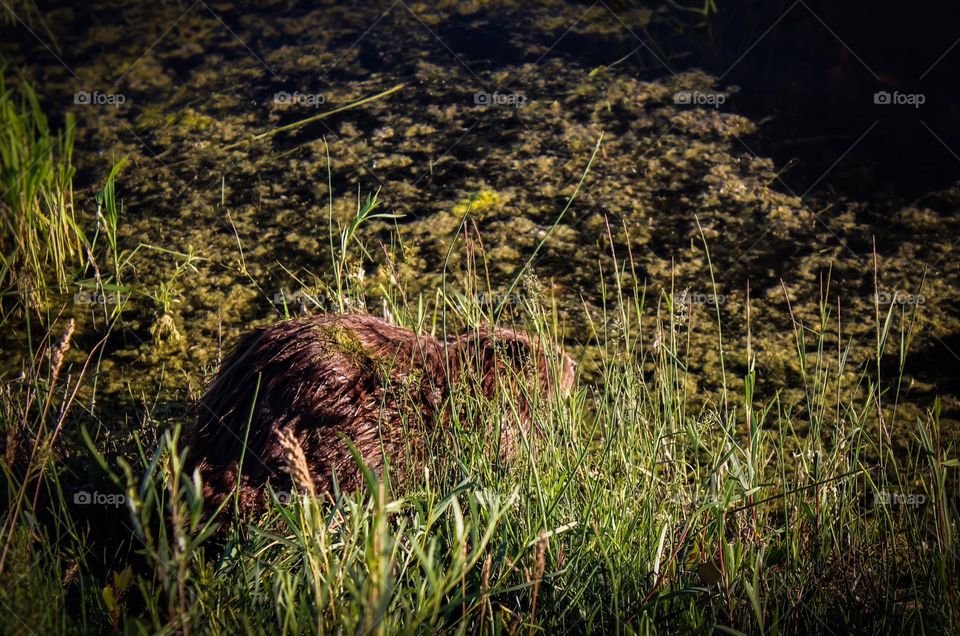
left=188, top=313, right=576, bottom=514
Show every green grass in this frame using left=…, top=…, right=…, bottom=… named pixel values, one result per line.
left=0, top=88, right=956, bottom=635
left=0, top=72, right=141, bottom=322
left=0, top=70, right=82, bottom=298
left=0, top=223, right=956, bottom=633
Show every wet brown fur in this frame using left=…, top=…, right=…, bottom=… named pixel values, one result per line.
left=187, top=313, right=575, bottom=514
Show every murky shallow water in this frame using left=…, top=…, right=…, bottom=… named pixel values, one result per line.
left=3, top=0, right=958, bottom=447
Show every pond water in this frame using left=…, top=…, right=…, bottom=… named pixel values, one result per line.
left=3, top=0, right=958, bottom=447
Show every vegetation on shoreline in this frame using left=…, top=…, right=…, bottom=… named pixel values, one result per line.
left=0, top=67, right=957, bottom=636
left=1, top=233, right=956, bottom=633
left=0, top=71, right=81, bottom=296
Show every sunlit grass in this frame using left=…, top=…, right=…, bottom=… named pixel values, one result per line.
left=0, top=95, right=955, bottom=635
left=0, top=71, right=81, bottom=299
left=1, top=215, right=956, bottom=633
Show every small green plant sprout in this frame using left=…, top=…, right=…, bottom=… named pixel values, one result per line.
left=328, top=186, right=404, bottom=312
left=93, top=156, right=128, bottom=284
left=148, top=245, right=202, bottom=344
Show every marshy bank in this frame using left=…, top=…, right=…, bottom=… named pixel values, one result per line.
left=1, top=0, right=958, bottom=633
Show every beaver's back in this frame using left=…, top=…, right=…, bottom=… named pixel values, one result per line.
left=187, top=313, right=574, bottom=514
left=190, top=314, right=447, bottom=511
